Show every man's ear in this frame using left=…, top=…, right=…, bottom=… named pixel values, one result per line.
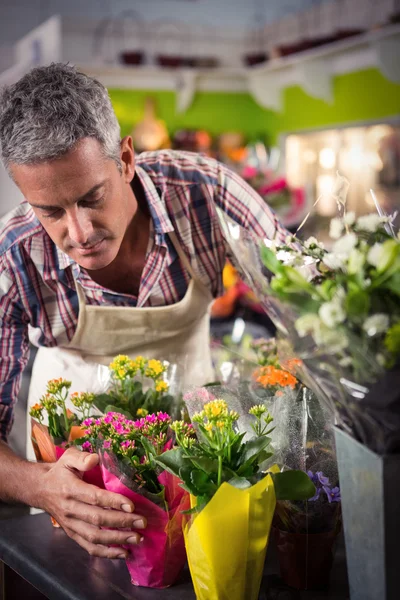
left=120, top=136, right=135, bottom=183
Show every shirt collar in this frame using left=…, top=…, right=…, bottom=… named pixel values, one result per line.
left=55, top=164, right=174, bottom=271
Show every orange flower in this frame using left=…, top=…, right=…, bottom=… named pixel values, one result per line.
left=254, top=365, right=298, bottom=390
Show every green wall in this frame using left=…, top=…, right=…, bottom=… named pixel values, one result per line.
left=109, top=89, right=266, bottom=140
left=109, top=68, right=400, bottom=145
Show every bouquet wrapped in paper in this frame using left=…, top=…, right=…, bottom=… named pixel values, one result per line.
left=156, top=398, right=315, bottom=600
left=79, top=411, right=190, bottom=588
left=217, top=192, right=400, bottom=455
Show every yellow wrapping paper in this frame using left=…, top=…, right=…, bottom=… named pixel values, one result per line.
left=184, top=473, right=276, bottom=600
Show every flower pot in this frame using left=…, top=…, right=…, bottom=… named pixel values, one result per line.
left=334, top=426, right=400, bottom=600
left=120, top=51, right=144, bottom=66
left=273, top=526, right=338, bottom=590
left=156, top=55, right=184, bottom=68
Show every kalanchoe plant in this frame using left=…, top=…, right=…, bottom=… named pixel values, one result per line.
left=93, top=355, right=180, bottom=419
left=79, top=411, right=194, bottom=496
left=29, top=378, right=84, bottom=441
left=156, top=399, right=316, bottom=512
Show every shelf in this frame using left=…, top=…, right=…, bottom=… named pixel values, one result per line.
left=248, top=23, right=400, bottom=111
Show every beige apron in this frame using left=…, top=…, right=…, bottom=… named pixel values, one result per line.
left=26, top=231, right=214, bottom=460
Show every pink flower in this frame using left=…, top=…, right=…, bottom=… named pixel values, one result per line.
left=103, top=440, right=111, bottom=449
left=82, top=441, right=93, bottom=453
left=156, top=412, right=171, bottom=422
left=120, top=440, right=135, bottom=450
left=82, top=418, right=94, bottom=427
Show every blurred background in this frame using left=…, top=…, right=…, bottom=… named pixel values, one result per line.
left=1, top=0, right=399, bottom=453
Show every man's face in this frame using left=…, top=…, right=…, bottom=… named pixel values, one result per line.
left=10, top=137, right=136, bottom=270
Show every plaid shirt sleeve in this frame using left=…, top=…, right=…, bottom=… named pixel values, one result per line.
left=0, top=257, right=30, bottom=442
left=214, top=161, right=289, bottom=242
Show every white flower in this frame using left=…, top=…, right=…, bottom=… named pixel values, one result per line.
left=314, top=326, right=349, bottom=352
left=323, top=253, right=346, bottom=271
left=343, top=211, right=356, bottom=226
left=295, top=314, right=321, bottom=338
left=376, top=353, right=386, bottom=367
left=333, top=232, right=357, bottom=257
left=329, top=218, right=344, bottom=240
left=319, top=301, right=346, bottom=328
left=356, top=214, right=384, bottom=233
left=347, top=249, right=365, bottom=274
left=285, top=235, right=295, bottom=245
left=276, top=249, right=295, bottom=264
left=339, top=356, right=353, bottom=367
left=363, top=314, right=389, bottom=336
left=367, top=243, right=384, bottom=268
left=305, top=236, right=324, bottom=250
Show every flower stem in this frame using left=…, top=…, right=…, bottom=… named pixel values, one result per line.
left=218, top=455, right=223, bottom=488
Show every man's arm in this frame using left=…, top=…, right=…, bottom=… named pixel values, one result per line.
left=214, top=161, right=290, bottom=243
left=0, top=442, right=147, bottom=558
left=0, top=263, right=146, bottom=557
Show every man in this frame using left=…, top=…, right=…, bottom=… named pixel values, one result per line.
left=0, top=63, right=287, bottom=557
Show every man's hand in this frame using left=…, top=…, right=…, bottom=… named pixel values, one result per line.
left=38, top=447, right=146, bottom=558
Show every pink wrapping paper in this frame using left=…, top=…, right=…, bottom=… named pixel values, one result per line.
left=101, top=465, right=190, bottom=588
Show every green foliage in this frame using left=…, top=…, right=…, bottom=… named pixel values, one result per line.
left=156, top=399, right=316, bottom=510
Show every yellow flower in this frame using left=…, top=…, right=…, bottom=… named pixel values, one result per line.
left=216, top=420, right=225, bottom=430
left=155, top=380, right=169, bottom=394
left=29, top=403, right=44, bottom=420
left=136, top=408, right=148, bottom=417
left=204, top=399, right=228, bottom=421
left=205, top=423, right=213, bottom=432
left=145, top=359, right=166, bottom=380
left=133, top=355, right=148, bottom=372
left=46, top=378, right=71, bottom=395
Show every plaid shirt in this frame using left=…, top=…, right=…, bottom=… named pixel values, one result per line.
left=0, top=150, right=287, bottom=440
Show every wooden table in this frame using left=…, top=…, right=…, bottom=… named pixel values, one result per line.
left=0, top=512, right=350, bottom=600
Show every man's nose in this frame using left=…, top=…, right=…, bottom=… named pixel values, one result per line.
left=67, top=211, right=93, bottom=246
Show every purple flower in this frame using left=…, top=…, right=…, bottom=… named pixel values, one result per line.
left=82, top=418, right=94, bottom=427
left=309, top=488, right=321, bottom=502
left=316, top=471, right=330, bottom=487
left=307, top=470, right=317, bottom=485
left=324, top=486, right=341, bottom=503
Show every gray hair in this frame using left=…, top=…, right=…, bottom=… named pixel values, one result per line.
left=0, top=63, right=121, bottom=172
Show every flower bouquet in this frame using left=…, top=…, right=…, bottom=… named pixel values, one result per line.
left=29, top=378, right=98, bottom=463
left=79, top=411, right=191, bottom=588
left=92, top=355, right=183, bottom=420
left=217, top=191, right=400, bottom=598
left=156, top=398, right=315, bottom=600
left=29, top=379, right=103, bottom=525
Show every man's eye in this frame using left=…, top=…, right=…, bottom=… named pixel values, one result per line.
left=80, top=196, right=104, bottom=208
left=42, top=209, right=62, bottom=219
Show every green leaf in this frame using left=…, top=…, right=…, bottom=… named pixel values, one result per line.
left=384, top=272, right=400, bottom=296
left=140, top=435, right=156, bottom=457
left=155, top=448, right=186, bottom=478
left=185, top=456, right=219, bottom=474
left=242, top=436, right=272, bottom=465
left=104, top=405, right=133, bottom=418
left=345, top=288, right=370, bottom=318
left=93, top=394, right=114, bottom=413
left=271, top=470, right=316, bottom=501
left=190, top=470, right=217, bottom=495
left=260, top=246, right=281, bottom=273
